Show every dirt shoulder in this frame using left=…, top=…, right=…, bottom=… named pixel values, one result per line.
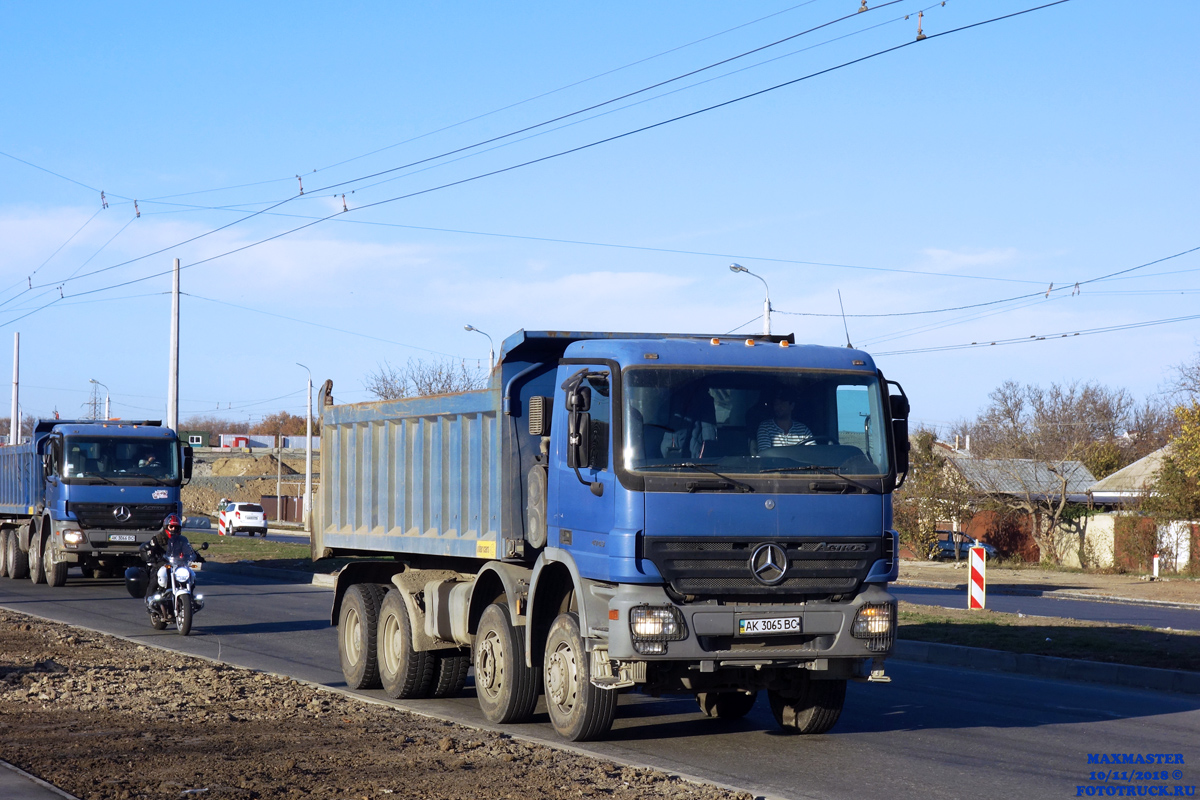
left=0, top=612, right=750, bottom=800
left=899, top=558, right=1200, bottom=606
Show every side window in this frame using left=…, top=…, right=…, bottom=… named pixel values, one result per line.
left=835, top=385, right=871, bottom=453
left=588, top=376, right=611, bottom=472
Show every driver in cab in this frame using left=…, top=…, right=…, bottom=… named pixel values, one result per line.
left=756, top=391, right=815, bottom=452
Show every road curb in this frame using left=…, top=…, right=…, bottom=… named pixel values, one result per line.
left=0, top=759, right=82, bottom=800
left=893, top=578, right=1200, bottom=611
left=893, top=639, right=1200, bottom=695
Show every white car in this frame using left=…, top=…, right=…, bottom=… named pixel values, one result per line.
left=218, top=502, right=268, bottom=537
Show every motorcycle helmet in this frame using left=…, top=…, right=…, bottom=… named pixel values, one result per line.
left=163, top=513, right=182, bottom=537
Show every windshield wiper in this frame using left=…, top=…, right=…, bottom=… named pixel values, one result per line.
left=759, top=464, right=880, bottom=493
left=653, top=462, right=754, bottom=493
left=122, top=473, right=172, bottom=485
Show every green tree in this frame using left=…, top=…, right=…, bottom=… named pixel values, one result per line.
left=894, top=429, right=974, bottom=560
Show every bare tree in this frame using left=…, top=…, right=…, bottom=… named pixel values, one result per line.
left=251, top=411, right=319, bottom=437
left=365, top=359, right=488, bottom=401
left=181, top=415, right=250, bottom=434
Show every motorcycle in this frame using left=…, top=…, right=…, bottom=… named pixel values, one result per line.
left=124, top=535, right=208, bottom=635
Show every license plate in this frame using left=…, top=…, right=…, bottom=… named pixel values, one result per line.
left=108, top=534, right=136, bottom=543
left=739, top=616, right=801, bottom=635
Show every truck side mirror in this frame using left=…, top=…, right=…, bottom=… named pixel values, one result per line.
left=565, top=385, right=591, bottom=412
left=891, top=418, right=910, bottom=478
left=890, top=394, right=910, bottom=420
left=567, top=411, right=591, bottom=470
left=182, top=445, right=194, bottom=480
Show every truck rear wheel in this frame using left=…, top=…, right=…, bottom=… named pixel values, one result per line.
left=378, top=589, right=434, bottom=699
left=475, top=603, right=539, bottom=723
left=43, top=541, right=68, bottom=587
left=431, top=649, right=471, bottom=698
left=768, top=676, right=846, bottom=735
left=544, top=612, right=617, bottom=742
left=339, top=583, right=386, bottom=690
left=696, top=690, right=758, bottom=720
left=28, top=525, right=45, bottom=585
left=6, top=528, right=28, bottom=579
left=0, top=528, right=9, bottom=578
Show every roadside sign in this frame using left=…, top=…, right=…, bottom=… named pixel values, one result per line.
left=968, top=546, right=986, bottom=609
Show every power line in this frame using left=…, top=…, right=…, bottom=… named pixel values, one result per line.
left=0, top=150, right=130, bottom=200
left=21, top=1, right=1074, bottom=319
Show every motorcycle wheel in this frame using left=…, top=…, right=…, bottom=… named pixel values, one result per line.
left=174, top=594, right=192, bottom=638
left=176, top=593, right=193, bottom=636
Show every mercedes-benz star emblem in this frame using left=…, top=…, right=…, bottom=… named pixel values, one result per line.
left=112, top=506, right=132, bottom=523
left=750, top=543, right=788, bottom=586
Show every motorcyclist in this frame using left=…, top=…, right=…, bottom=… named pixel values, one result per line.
left=140, top=514, right=203, bottom=599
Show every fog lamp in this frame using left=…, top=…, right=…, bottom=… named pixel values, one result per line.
left=629, top=606, right=686, bottom=641
left=852, top=603, right=896, bottom=653
left=633, top=640, right=666, bottom=655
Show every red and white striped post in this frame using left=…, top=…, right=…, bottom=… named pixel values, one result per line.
left=968, top=546, right=986, bottom=609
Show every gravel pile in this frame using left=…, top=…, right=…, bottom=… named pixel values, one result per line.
left=0, top=612, right=751, bottom=800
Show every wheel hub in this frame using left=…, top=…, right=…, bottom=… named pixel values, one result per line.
left=477, top=635, right=498, bottom=691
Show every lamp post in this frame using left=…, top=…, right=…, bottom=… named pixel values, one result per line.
left=729, top=263, right=772, bottom=336
left=296, top=363, right=313, bottom=533
left=464, top=325, right=495, bottom=369
left=89, top=379, right=110, bottom=420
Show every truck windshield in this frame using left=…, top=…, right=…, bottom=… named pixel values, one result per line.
left=622, top=367, right=889, bottom=477
left=63, top=437, right=180, bottom=482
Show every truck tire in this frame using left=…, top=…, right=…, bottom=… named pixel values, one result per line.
left=474, top=603, right=539, bottom=724
left=377, top=589, right=434, bottom=699
left=44, top=541, right=68, bottom=587
left=543, top=612, right=617, bottom=742
left=0, top=528, right=9, bottom=578
left=339, top=583, right=386, bottom=690
left=767, top=676, right=846, bottom=735
left=7, top=528, right=29, bottom=579
left=696, top=690, right=758, bottom=720
left=431, top=649, right=471, bottom=698
left=28, top=525, right=45, bottom=585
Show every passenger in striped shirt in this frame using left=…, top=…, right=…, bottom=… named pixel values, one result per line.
left=756, top=392, right=814, bottom=451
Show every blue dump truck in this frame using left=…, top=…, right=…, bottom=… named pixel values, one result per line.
left=0, top=419, right=192, bottom=587
left=316, top=330, right=909, bottom=741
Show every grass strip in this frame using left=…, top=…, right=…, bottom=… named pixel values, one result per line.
left=899, top=601, right=1200, bottom=673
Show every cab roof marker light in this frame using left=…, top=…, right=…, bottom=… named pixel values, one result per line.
left=745, top=338, right=755, bottom=346
left=710, top=338, right=720, bottom=346
left=779, top=340, right=790, bottom=348
left=853, top=360, right=865, bottom=366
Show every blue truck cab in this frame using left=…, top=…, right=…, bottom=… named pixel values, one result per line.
left=0, top=419, right=192, bottom=586
left=317, top=330, right=910, bottom=741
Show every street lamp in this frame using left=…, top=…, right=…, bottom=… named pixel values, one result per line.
left=729, top=263, right=772, bottom=336
left=89, top=379, right=109, bottom=420
left=464, top=325, right=495, bottom=369
left=296, top=363, right=313, bottom=534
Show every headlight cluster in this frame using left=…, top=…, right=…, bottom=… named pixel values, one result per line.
left=173, top=566, right=193, bottom=584
left=628, top=606, right=687, bottom=655
left=63, top=530, right=85, bottom=548
left=851, top=603, right=896, bottom=653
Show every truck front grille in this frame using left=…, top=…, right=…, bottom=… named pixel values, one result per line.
left=643, top=537, right=879, bottom=599
left=71, top=503, right=174, bottom=531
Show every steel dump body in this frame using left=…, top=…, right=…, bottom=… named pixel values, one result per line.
left=314, top=389, right=504, bottom=560
left=0, top=443, right=41, bottom=516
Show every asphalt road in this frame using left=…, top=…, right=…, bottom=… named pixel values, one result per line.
left=2, top=571, right=1198, bottom=800
left=891, top=584, right=1200, bottom=631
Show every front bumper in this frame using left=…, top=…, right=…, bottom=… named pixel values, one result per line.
left=53, top=524, right=158, bottom=561
left=605, top=582, right=896, bottom=665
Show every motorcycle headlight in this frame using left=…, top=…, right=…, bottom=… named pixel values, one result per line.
left=173, top=566, right=193, bottom=583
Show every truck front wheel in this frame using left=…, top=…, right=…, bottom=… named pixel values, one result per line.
left=768, top=675, right=846, bottom=735
left=43, top=541, right=68, bottom=587
left=27, top=525, right=45, bottom=585
left=378, top=589, right=434, bottom=699
left=474, top=603, right=539, bottom=723
left=339, top=583, right=386, bottom=690
left=543, top=612, right=617, bottom=742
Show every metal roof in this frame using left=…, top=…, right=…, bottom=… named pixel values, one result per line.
left=952, top=457, right=1097, bottom=497
left=1087, top=445, right=1171, bottom=503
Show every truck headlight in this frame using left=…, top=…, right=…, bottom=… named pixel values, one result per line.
left=628, top=606, right=687, bottom=654
left=852, top=603, right=896, bottom=653
left=63, top=530, right=85, bottom=548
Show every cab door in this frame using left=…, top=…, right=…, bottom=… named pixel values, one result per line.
left=549, top=364, right=617, bottom=581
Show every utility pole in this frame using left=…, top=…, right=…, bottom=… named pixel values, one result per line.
left=297, top=363, right=313, bottom=533
left=167, top=257, right=180, bottom=431
left=276, top=424, right=283, bottom=524
left=10, top=332, right=18, bottom=445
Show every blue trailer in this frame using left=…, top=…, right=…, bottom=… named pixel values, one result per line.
left=316, top=330, right=909, bottom=741
left=0, top=419, right=192, bottom=586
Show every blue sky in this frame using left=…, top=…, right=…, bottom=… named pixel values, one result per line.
left=1, top=1, right=1197, bottom=433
